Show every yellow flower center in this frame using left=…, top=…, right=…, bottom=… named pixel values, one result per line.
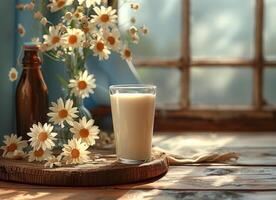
left=7, top=143, right=17, bottom=152
left=51, top=36, right=60, bottom=45
left=107, top=36, right=115, bottom=45
left=74, top=12, right=81, bottom=18
left=79, top=128, right=89, bottom=138
left=68, top=35, right=78, bottom=45
left=82, top=26, right=89, bottom=34
left=57, top=0, right=66, bottom=8
left=38, top=131, right=48, bottom=142
left=124, top=49, right=131, bottom=58
left=34, top=148, right=44, bottom=157
left=58, top=109, right=68, bottom=118
left=96, top=42, right=105, bottom=52
left=100, top=14, right=109, bottom=23
left=10, top=72, right=17, bottom=79
left=78, top=80, right=87, bottom=90
left=71, top=148, right=80, bottom=159
left=18, top=28, right=24, bottom=35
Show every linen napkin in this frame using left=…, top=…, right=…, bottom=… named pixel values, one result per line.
left=152, top=146, right=239, bottom=165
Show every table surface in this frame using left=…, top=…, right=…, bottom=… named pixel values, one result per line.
left=1, top=132, right=276, bottom=200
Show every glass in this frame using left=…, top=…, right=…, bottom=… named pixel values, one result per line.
left=191, top=0, right=255, bottom=59
left=264, top=0, right=276, bottom=60
left=118, top=0, right=182, bottom=60
left=264, top=68, right=276, bottom=105
left=191, top=67, right=253, bottom=106
left=137, top=67, right=181, bottom=108
left=109, top=84, right=156, bottom=164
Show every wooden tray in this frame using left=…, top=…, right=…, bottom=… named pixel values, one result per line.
left=0, top=149, right=168, bottom=186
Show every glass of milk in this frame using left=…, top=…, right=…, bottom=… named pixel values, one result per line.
left=109, top=84, right=156, bottom=164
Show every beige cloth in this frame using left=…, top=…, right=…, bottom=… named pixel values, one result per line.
left=152, top=147, right=239, bottom=165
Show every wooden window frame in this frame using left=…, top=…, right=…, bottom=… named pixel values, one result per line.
left=93, top=0, right=276, bottom=131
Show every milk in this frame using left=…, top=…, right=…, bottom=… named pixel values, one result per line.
left=110, top=93, right=156, bottom=162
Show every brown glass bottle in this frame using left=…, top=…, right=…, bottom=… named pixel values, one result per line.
left=16, top=44, right=48, bottom=140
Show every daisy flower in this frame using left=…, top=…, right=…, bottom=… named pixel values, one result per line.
left=24, top=2, right=35, bottom=10
left=28, top=148, right=52, bottom=162
left=130, top=3, right=140, bottom=11
left=78, top=0, right=101, bottom=8
left=68, top=70, right=96, bottom=99
left=8, top=67, right=18, bottom=82
left=61, top=28, right=85, bottom=50
left=13, top=150, right=27, bottom=160
left=91, top=6, right=117, bottom=28
left=91, top=37, right=111, bottom=60
left=1, top=134, right=27, bottom=158
left=131, top=33, right=140, bottom=44
left=70, top=117, right=100, bottom=146
left=64, top=12, right=73, bottom=21
left=44, top=155, right=62, bottom=168
left=140, top=25, right=149, bottom=35
left=40, top=17, right=48, bottom=26
left=104, top=29, right=120, bottom=51
left=62, top=138, right=90, bottom=164
left=39, top=43, right=50, bottom=52
left=82, top=22, right=96, bottom=35
left=72, top=10, right=84, bottom=21
left=128, top=26, right=138, bottom=36
left=121, top=45, right=132, bottom=61
left=48, top=0, right=74, bottom=12
left=43, top=26, right=63, bottom=50
left=33, top=11, right=43, bottom=20
left=18, top=24, right=26, bottom=37
left=47, top=98, right=79, bottom=128
left=31, top=37, right=41, bottom=45
left=27, top=122, right=57, bottom=151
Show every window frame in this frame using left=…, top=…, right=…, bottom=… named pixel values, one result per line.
left=94, top=0, right=276, bottom=131
left=134, top=1, right=276, bottom=118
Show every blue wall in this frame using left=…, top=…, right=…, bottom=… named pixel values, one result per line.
left=0, top=1, right=138, bottom=140
left=0, top=0, right=17, bottom=138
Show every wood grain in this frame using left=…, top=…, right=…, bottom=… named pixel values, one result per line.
left=0, top=187, right=276, bottom=200
left=0, top=150, right=168, bottom=186
left=2, top=132, right=276, bottom=199
left=116, top=166, right=276, bottom=191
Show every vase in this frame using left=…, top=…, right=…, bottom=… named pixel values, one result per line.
left=55, top=56, right=92, bottom=147
left=55, top=93, right=92, bottom=147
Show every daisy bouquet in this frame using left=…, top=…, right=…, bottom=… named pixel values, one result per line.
left=0, top=0, right=148, bottom=167
left=15, top=0, right=146, bottom=107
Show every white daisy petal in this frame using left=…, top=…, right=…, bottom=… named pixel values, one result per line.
left=68, top=70, right=96, bottom=99
left=62, top=138, right=90, bottom=164
left=47, top=98, right=78, bottom=127
left=27, top=123, right=57, bottom=150
left=1, top=134, right=28, bottom=159
left=70, top=116, right=100, bottom=146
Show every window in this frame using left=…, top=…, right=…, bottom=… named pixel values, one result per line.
left=115, top=0, right=276, bottom=131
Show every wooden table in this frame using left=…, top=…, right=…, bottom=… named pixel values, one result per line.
left=1, top=132, right=276, bottom=199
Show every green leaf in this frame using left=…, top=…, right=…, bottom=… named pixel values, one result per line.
left=56, top=75, right=68, bottom=89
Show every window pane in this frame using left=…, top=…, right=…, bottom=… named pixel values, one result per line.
left=264, top=0, right=276, bottom=60
left=118, top=0, right=182, bottom=60
left=191, top=67, right=253, bottom=106
left=264, top=68, right=276, bottom=105
left=137, top=68, right=181, bottom=108
left=191, top=0, right=255, bottom=59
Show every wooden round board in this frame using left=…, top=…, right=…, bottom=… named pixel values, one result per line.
left=0, top=149, right=168, bottom=186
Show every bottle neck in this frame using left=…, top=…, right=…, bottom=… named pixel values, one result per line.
left=22, top=50, right=41, bottom=69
